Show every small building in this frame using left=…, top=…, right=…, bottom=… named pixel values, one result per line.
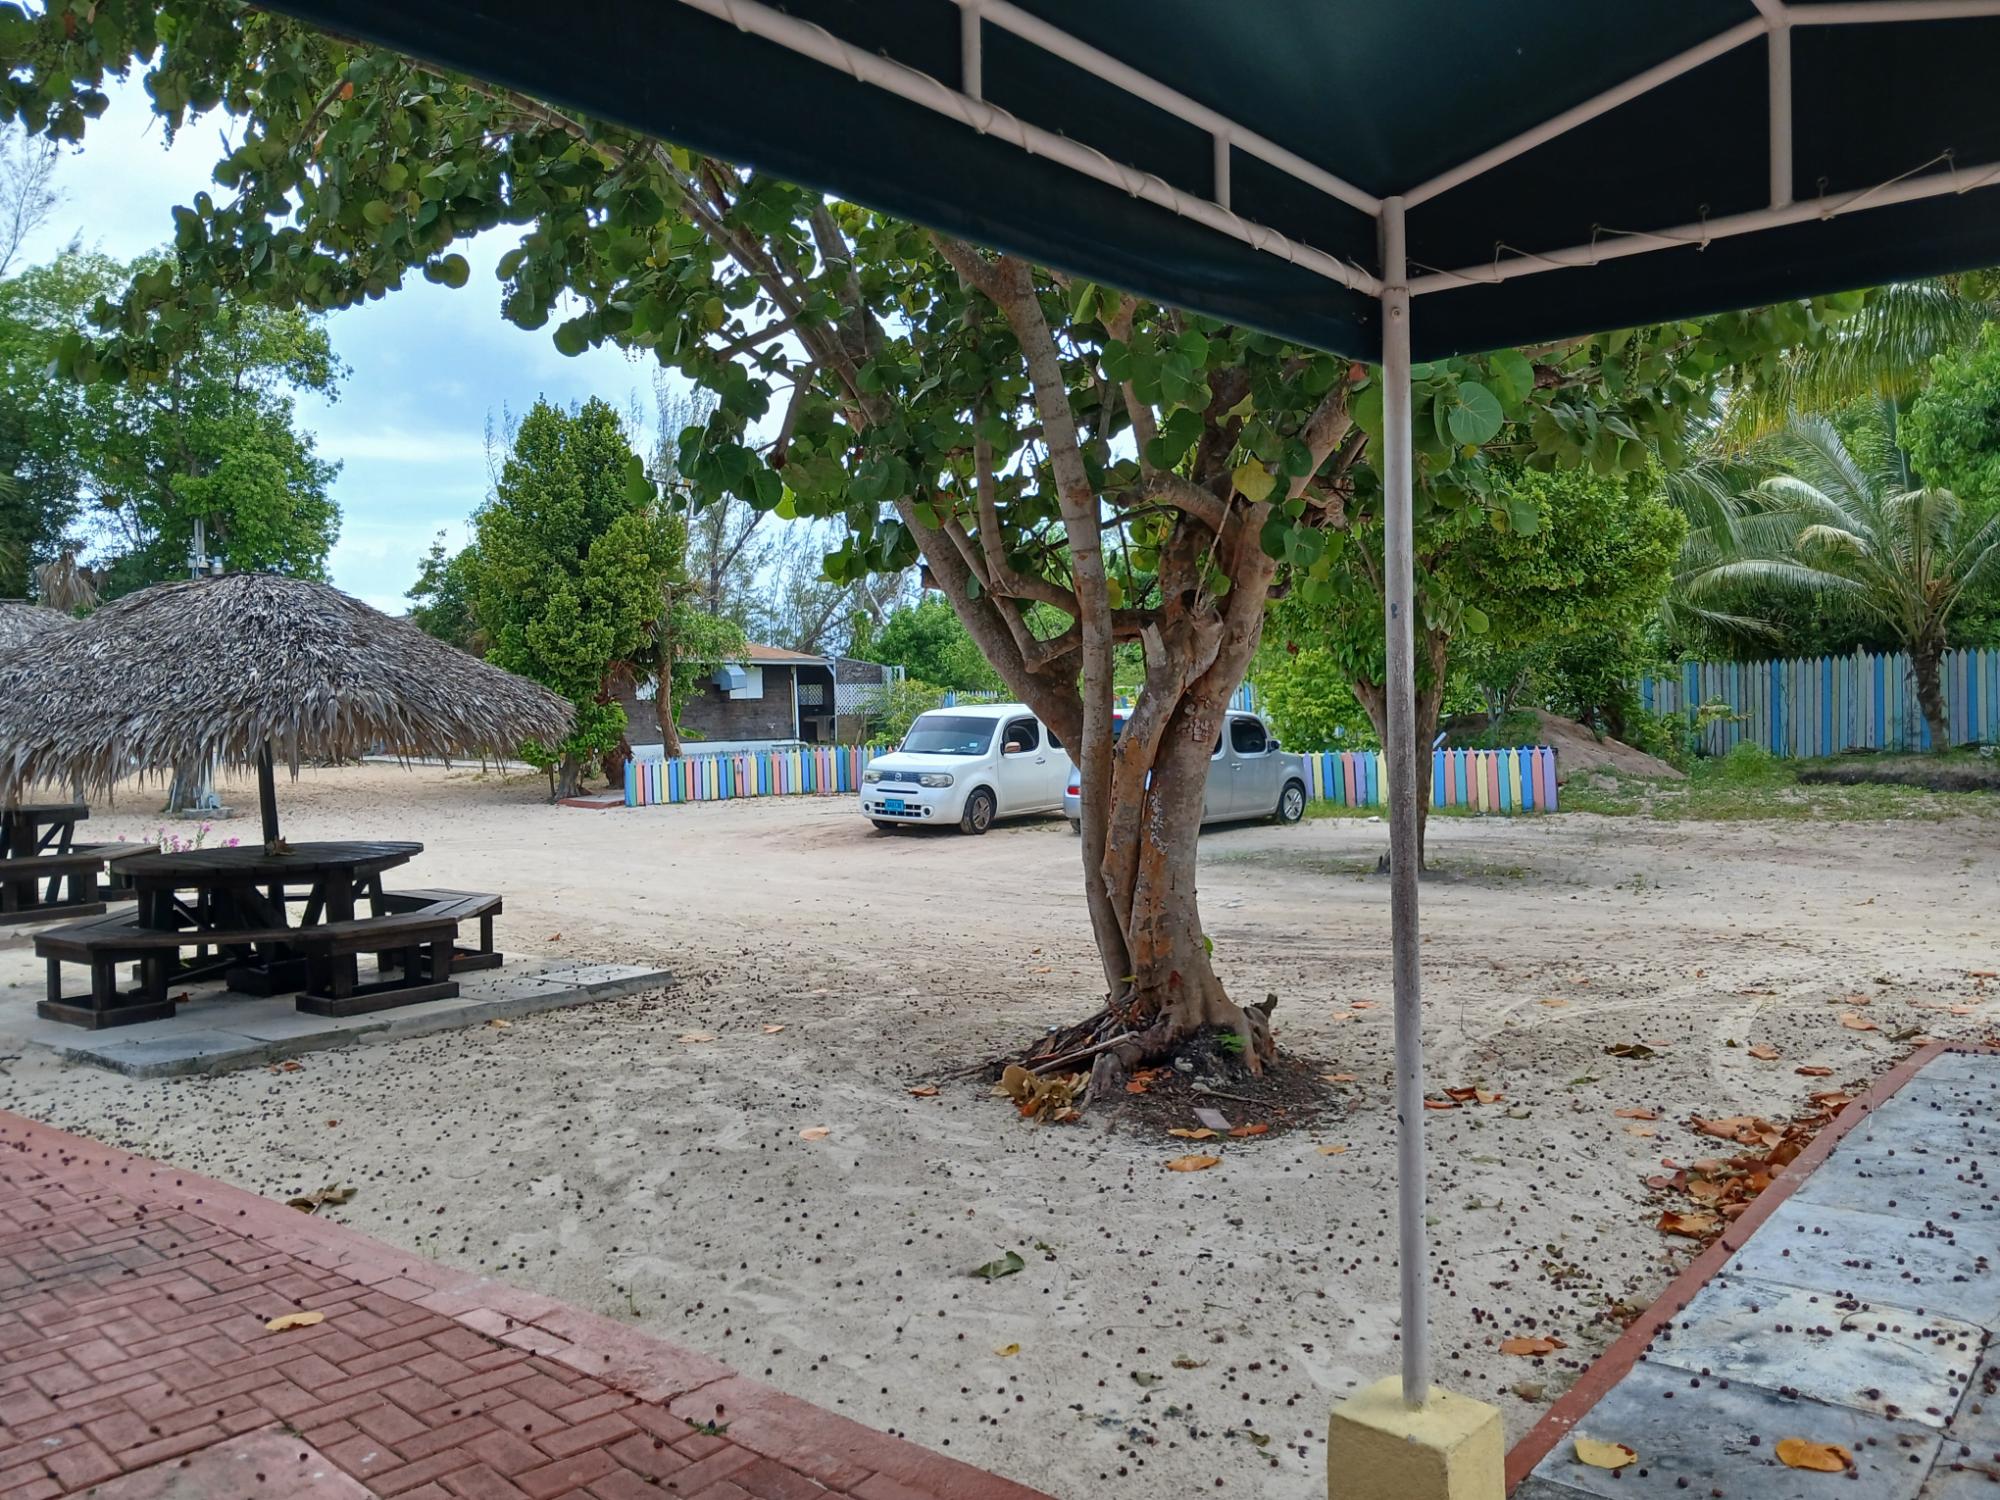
left=620, top=644, right=897, bottom=755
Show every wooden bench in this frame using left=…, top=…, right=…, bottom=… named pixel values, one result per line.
left=289, top=911, right=461, bottom=1017
left=0, top=844, right=126, bottom=926
left=35, top=909, right=307, bottom=1028
left=375, top=888, right=503, bottom=972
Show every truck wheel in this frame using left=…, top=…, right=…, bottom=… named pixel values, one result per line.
left=959, top=788, right=996, bottom=835
left=1275, top=780, right=1307, bottom=824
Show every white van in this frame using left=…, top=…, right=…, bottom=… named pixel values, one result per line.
left=859, top=703, right=1069, bottom=834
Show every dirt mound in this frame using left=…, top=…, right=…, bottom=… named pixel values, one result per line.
left=1530, top=711, right=1683, bottom=782
left=1446, top=709, right=1683, bottom=782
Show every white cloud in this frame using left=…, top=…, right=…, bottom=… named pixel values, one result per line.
left=320, top=428, right=491, bottom=467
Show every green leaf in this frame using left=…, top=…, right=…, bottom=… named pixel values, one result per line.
left=1445, top=381, right=1505, bottom=446
left=361, top=199, right=394, bottom=227
left=972, top=1250, right=1024, bottom=1281
left=1461, top=604, right=1490, bottom=635
left=1486, top=349, right=1535, bottom=409
left=1352, top=379, right=1384, bottom=439
left=1105, top=575, right=1125, bottom=609
left=1232, top=462, right=1276, bottom=503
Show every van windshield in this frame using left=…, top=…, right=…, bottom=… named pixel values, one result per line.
left=902, top=714, right=998, bottom=756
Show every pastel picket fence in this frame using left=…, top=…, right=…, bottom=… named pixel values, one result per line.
left=623, top=742, right=1558, bottom=813
left=1642, top=648, right=2000, bottom=757
left=1299, top=746, right=1557, bottom=813
left=625, top=745, right=876, bottom=806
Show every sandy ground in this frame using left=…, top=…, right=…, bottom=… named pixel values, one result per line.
left=2, top=764, right=1997, bottom=1500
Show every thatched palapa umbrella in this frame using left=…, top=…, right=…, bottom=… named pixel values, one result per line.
left=0, top=601, right=76, bottom=653
left=0, top=573, right=573, bottom=846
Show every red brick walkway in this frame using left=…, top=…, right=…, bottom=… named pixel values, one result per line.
left=0, top=1111, right=1050, bottom=1500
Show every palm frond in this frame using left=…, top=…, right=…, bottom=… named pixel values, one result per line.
left=1720, top=280, right=1992, bottom=445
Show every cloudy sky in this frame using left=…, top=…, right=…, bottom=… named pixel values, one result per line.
left=20, top=80, right=689, bottom=613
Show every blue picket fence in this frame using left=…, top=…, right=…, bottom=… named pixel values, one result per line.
left=1641, top=649, right=2000, bottom=756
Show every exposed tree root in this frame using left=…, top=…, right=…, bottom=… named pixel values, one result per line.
left=1018, top=993, right=1279, bottom=1106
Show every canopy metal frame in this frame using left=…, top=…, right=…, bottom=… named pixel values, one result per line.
left=672, top=0, right=2000, bottom=1411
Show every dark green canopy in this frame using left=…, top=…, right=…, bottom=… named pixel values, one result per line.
left=265, top=0, right=2000, bottom=359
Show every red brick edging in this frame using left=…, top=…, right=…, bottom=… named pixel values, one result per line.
left=0, top=1109, right=1050, bottom=1500
left=1503, top=1039, right=1974, bottom=1492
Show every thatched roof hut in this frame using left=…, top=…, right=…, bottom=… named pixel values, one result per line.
left=0, top=574, right=573, bottom=817
left=0, top=601, right=76, bottom=653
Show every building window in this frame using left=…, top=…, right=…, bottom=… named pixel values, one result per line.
left=799, top=682, right=826, bottom=707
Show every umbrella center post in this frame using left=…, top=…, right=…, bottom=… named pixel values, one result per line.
left=256, top=741, right=282, bottom=853
left=1326, top=197, right=1504, bottom=1500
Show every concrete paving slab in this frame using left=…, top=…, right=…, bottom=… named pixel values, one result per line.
left=1724, top=1200, right=2000, bottom=1329
left=1519, top=1358, right=1941, bottom=1498
left=16, top=960, right=670, bottom=1076
left=1790, top=1130, right=2000, bottom=1228
left=85, top=1432, right=370, bottom=1498
left=1645, top=1273, right=1982, bottom=1426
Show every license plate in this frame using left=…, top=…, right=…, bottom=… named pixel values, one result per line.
left=884, top=797, right=906, bottom=812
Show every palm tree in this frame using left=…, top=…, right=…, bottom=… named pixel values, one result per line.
left=1703, top=406, right=2000, bottom=750
left=1720, top=279, right=1996, bottom=449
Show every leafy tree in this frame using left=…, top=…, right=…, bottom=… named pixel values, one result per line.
left=1705, top=408, right=2000, bottom=750
left=0, top=249, right=339, bottom=595
left=1906, top=322, right=2000, bottom=510
left=1247, top=641, right=1375, bottom=752
left=865, top=596, right=1004, bottom=693
left=470, top=397, right=676, bottom=795
left=6, top=2, right=1885, bottom=1083
left=406, top=531, right=484, bottom=652
left=1274, top=467, right=1680, bottom=855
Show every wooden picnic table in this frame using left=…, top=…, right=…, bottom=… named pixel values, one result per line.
left=0, top=801, right=87, bottom=859
left=0, top=802, right=120, bottom=926
left=122, top=840, right=422, bottom=989
left=34, top=842, right=506, bottom=1029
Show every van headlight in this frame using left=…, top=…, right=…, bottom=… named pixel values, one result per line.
left=918, top=772, right=955, bottom=788
left=863, top=769, right=882, bottom=783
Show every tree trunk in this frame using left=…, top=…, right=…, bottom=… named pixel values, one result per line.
left=654, top=629, right=682, bottom=757
left=1912, top=645, right=1951, bottom=752
left=553, top=753, right=586, bottom=799
left=1354, top=627, right=1449, bottom=869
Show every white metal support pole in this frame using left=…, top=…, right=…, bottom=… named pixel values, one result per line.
left=1379, top=195, right=1430, bottom=1410
left=1767, top=16, right=1794, bottom=208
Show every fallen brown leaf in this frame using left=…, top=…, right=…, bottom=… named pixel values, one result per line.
left=1168, top=1127, right=1218, bottom=1140
left=1321, top=1073, right=1358, bottom=1083
left=1795, top=1065, right=1835, bottom=1077
left=1165, top=1154, right=1222, bottom=1172
left=994, top=1343, right=1021, bottom=1357
left=1317, top=1144, right=1349, bottom=1156
left=762, top=1023, right=786, bottom=1033
left=1499, top=1336, right=1565, bottom=1356
left=265, top=1311, right=325, bottom=1332
left=1228, top=1123, right=1270, bottom=1139
left=1422, top=1099, right=1457, bottom=1111
left=486, top=1019, right=510, bottom=1030
left=678, top=1031, right=717, bottom=1044
left=1624, top=1124, right=1657, bottom=1138
left=1574, top=1438, right=1638, bottom=1471
left=1613, top=1106, right=1657, bottom=1120
left=907, top=1085, right=940, bottom=1097
left=799, top=1126, right=832, bottom=1140
left=1747, top=1043, right=1781, bottom=1060
left=1839, top=1012, right=1879, bottom=1031
left=1775, top=1439, right=1852, bottom=1473
left=1657, top=1209, right=1720, bottom=1239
